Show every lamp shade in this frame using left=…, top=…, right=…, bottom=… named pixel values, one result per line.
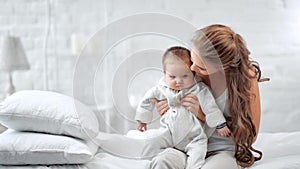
left=0, top=36, right=30, bottom=71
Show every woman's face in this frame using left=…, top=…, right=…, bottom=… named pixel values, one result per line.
left=190, top=50, right=208, bottom=77
left=190, top=50, right=221, bottom=77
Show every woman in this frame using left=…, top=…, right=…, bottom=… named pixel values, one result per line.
left=150, top=24, right=265, bottom=169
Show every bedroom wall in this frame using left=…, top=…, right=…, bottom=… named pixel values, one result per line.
left=0, top=0, right=300, bottom=133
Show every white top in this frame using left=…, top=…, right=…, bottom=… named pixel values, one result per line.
left=207, top=89, right=235, bottom=152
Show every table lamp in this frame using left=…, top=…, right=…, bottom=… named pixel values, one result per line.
left=0, top=36, right=30, bottom=97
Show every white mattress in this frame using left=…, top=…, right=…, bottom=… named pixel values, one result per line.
left=1, top=131, right=299, bottom=169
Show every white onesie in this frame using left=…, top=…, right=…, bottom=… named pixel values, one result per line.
left=135, top=77, right=226, bottom=168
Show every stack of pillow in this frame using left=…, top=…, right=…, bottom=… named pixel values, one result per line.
left=0, top=90, right=100, bottom=165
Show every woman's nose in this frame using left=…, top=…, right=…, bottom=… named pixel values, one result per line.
left=190, top=63, right=196, bottom=71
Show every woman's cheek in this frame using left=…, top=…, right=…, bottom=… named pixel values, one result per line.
left=199, top=69, right=209, bottom=76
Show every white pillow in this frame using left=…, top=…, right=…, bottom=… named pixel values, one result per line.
left=0, top=90, right=99, bottom=140
left=0, top=129, right=98, bottom=165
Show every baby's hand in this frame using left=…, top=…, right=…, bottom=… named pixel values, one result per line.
left=137, top=121, right=147, bottom=132
left=217, top=126, right=231, bottom=137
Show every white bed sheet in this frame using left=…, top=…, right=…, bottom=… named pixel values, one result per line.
left=85, top=150, right=150, bottom=169
left=247, top=132, right=300, bottom=169
left=85, top=131, right=300, bottom=169
left=1, top=131, right=300, bottom=169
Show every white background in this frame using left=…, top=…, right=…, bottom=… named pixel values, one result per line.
left=0, top=0, right=300, bottom=133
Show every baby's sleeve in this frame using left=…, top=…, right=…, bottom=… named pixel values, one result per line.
left=196, top=85, right=226, bottom=128
left=135, top=86, right=160, bottom=123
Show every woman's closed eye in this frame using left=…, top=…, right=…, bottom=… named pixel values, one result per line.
left=197, top=66, right=206, bottom=71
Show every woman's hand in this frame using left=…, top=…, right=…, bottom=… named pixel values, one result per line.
left=181, top=94, right=206, bottom=122
left=151, top=98, right=169, bottom=116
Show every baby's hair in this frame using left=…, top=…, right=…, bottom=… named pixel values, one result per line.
left=162, top=46, right=192, bottom=71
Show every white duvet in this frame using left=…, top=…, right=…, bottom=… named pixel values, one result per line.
left=1, top=131, right=300, bottom=169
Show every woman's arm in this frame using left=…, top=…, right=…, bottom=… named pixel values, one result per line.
left=181, top=94, right=206, bottom=122
left=249, top=76, right=261, bottom=141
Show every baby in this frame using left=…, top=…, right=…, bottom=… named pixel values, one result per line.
left=135, top=46, right=230, bottom=168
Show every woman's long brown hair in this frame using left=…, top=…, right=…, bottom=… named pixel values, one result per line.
left=193, top=24, right=264, bottom=167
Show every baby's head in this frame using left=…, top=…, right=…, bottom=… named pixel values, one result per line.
left=162, top=46, right=195, bottom=91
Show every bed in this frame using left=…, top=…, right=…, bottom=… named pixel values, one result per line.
left=0, top=90, right=300, bottom=169
left=1, top=130, right=300, bottom=169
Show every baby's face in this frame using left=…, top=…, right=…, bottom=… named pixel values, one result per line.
left=164, top=60, right=194, bottom=91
